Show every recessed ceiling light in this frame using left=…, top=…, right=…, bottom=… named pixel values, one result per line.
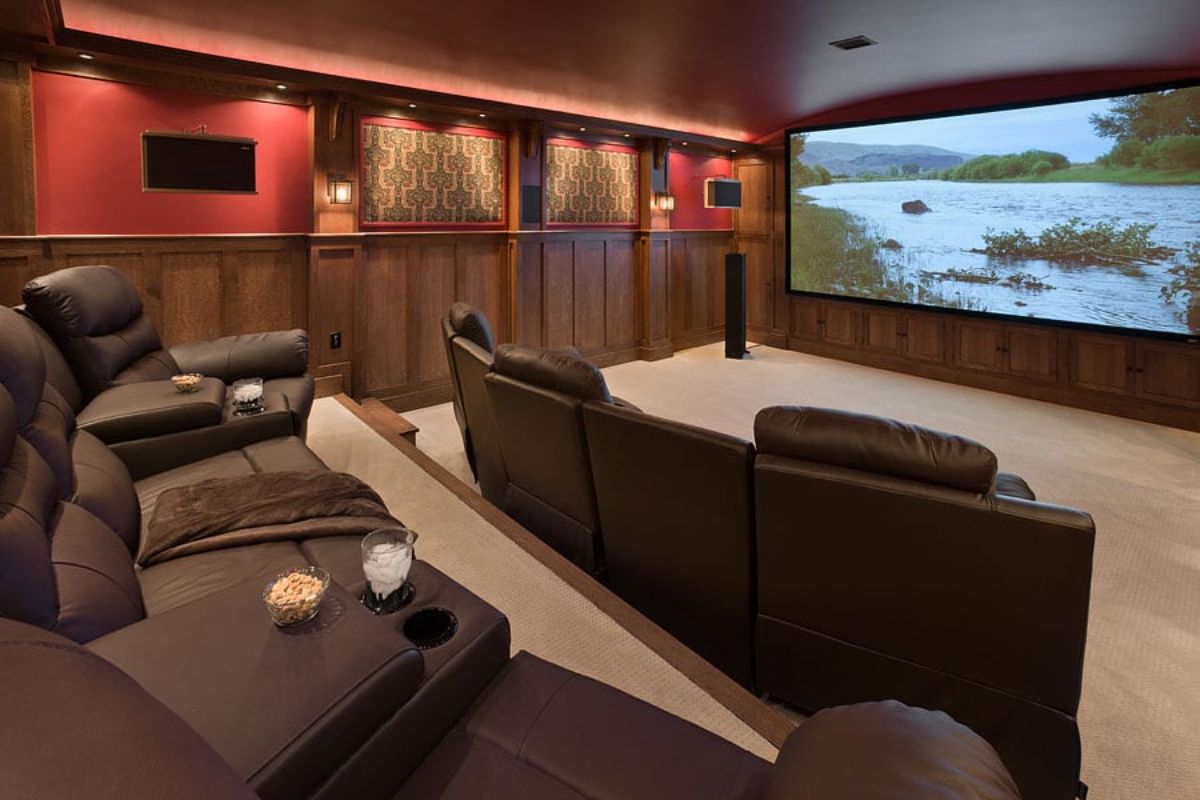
left=408, top=103, right=417, bottom=108
left=579, top=127, right=586, bottom=132
left=478, top=113, right=487, bottom=118
left=78, top=53, right=94, bottom=60
left=829, top=35, right=876, bottom=51
left=731, top=149, right=737, bottom=154
left=275, top=83, right=287, bottom=90
left=623, top=133, right=630, bottom=138
left=681, top=142, right=688, bottom=146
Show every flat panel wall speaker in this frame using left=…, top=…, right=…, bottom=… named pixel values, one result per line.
left=725, top=253, right=747, bottom=359
left=705, top=178, right=742, bottom=209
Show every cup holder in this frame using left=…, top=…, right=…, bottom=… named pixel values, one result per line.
left=402, top=607, right=458, bottom=650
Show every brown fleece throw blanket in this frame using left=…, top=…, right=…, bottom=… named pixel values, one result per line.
left=140, top=471, right=401, bottom=567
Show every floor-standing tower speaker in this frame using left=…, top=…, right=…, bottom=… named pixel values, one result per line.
left=725, top=252, right=747, bottom=359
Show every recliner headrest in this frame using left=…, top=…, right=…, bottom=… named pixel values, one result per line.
left=0, top=307, right=47, bottom=427
left=493, top=343, right=612, bottom=402
left=754, top=406, right=997, bottom=494
left=23, top=265, right=144, bottom=338
left=448, top=302, right=496, bottom=352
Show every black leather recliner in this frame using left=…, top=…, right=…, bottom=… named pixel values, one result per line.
left=21, top=265, right=313, bottom=468
left=442, top=303, right=507, bottom=504
left=483, top=344, right=617, bottom=574
left=583, top=400, right=758, bottom=689
left=753, top=404, right=1095, bottom=800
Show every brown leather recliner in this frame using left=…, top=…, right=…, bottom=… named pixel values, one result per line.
left=583, top=400, right=758, bottom=688
left=753, top=405, right=1094, bottom=800
left=0, top=304, right=362, bottom=640
left=483, top=344, right=616, bottom=573
left=442, top=303, right=507, bottom=503
left=21, top=265, right=314, bottom=446
left=1, top=616, right=1022, bottom=800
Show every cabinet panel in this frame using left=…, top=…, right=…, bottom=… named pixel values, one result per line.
left=1136, top=341, right=1200, bottom=407
left=822, top=304, right=858, bottom=348
left=862, top=309, right=900, bottom=354
left=1070, top=334, right=1132, bottom=395
left=953, top=321, right=1003, bottom=371
left=903, top=313, right=947, bottom=363
left=788, top=300, right=822, bottom=341
left=1005, top=325, right=1057, bottom=382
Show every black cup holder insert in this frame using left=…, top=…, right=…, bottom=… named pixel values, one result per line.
left=402, top=607, right=458, bottom=649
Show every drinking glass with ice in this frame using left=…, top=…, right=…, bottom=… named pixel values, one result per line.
left=361, top=528, right=418, bottom=613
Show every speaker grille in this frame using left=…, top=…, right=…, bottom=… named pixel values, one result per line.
left=829, top=35, right=877, bottom=51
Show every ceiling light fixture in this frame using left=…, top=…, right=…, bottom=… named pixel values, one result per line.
left=78, top=53, right=94, bottom=60
left=408, top=103, right=417, bottom=108
left=623, top=133, right=631, bottom=138
left=829, top=35, right=877, bottom=51
left=275, top=83, right=287, bottom=90
left=478, top=113, right=487, bottom=118
left=579, top=127, right=586, bottom=132
left=681, top=142, right=688, bottom=146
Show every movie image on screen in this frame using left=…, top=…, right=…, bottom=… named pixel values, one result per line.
left=788, top=84, right=1200, bottom=336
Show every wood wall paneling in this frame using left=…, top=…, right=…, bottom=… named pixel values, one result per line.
left=953, top=320, right=1004, bottom=372
left=605, top=239, right=637, bottom=350
left=309, top=244, right=357, bottom=395
left=1069, top=333, right=1132, bottom=395
left=0, top=61, right=36, bottom=235
left=543, top=240, right=575, bottom=348
left=1136, top=341, right=1200, bottom=408
left=1004, top=324, right=1057, bottom=383
left=902, top=313, right=947, bottom=364
left=862, top=309, right=900, bottom=354
left=822, top=303, right=858, bottom=348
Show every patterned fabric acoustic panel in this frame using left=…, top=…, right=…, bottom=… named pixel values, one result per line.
left=545, top=139, right=639, bottom=226
left=361, top=118, right=505, bottom=227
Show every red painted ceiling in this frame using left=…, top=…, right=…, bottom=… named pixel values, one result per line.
left=56, top=0, right=1200, bottom=142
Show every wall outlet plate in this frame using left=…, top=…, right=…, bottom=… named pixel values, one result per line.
left=330, top=331, right=342, bottom=350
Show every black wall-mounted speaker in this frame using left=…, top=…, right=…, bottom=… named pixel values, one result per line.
left=725, top=253, right=747, bottom=359
left=520, top=184, right=542, bottom=225
left=705, top=178, right=742, bottom=209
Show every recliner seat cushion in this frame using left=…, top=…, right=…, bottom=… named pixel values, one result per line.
left=449, top=302, right=496, bottom=352
left=754, top=406, right=998, bottom=494
left=493, top=344, right=612, bottom=403
left=398, top=651, right=771, bottom=800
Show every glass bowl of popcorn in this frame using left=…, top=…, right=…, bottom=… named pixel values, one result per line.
left=263, top=566, right=330, bottom=627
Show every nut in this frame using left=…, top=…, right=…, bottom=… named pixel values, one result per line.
left=264, top=569, right=327, bottom=626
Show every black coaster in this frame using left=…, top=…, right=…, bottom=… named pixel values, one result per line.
left=361, top=581, right=414, bottom=615
left=402, top=607, right=458, bottom=650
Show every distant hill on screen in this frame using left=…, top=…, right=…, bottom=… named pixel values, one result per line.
left=800, top=141, right=975, bottom=175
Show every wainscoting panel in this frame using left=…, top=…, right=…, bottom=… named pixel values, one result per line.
left=668, top=231, right=733, bottom=350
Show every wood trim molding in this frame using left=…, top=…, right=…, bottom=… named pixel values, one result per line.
left=339, top=394, right=797, bottom=750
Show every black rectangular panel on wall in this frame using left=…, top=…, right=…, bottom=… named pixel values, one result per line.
left=521, top=184, right=542, bottom=225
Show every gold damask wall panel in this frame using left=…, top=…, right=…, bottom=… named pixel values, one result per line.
left=545, top=140, right=638, bottom=226
left=361, top=118, right=505, bottom=227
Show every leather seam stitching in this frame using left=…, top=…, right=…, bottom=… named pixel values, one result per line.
left=515, top=673, right=575, bottom=762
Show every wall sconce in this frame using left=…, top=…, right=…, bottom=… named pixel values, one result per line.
left=652, top=192, right=676, bottom=212
left=328, top=176, right=353, bottom=205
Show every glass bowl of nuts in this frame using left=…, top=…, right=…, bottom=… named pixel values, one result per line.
left=262, top=566, right=330, bottom=627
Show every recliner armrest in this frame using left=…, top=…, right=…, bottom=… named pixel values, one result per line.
left=170, top=330, right=309, bottom=383
left=766, top=701, right=1020, bottom=800
left=78, top=379, right=226, bottom=443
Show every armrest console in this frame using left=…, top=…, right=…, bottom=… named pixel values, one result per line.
left=78, top=378, right=226, bottom=443
left=111, top=389, right=295, bottom=480
left=171, top=329, right=309, bottom=383
left=89, top=579, right=424, bottom=800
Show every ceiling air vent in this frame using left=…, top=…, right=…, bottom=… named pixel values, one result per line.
left=829, top=35, right=877, bottom=51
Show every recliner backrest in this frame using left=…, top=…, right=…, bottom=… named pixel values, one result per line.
left=0, top=306, right=144, bottom=642
left=0, top=619, right=255, bottom=799
left=442, top=302, right=499, bottom=483
left=450, top=335, right=507, bottom=505
left=484, top=344, right=611, bottom=573
left=583, top=401, right=757, bottom=688
left=22, top=265, right=179, bottom=400
left=752, top=405, right=1094, bottom=800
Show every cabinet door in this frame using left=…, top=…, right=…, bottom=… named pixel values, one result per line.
left=952, top=320, right=1003, bottom=372
left=822, top=303, right=859, bottom=348
left=903, top=313, right=948, bottom=364
left=862, top=309, right=901, bottom=354
left=1069, top=334, right=1133, bottom=395
left=1004, top=325, right=1057, bottom=382
left=1135, top=341, right=1200, bottom=407
left=788, top=300, right=822, bottom=341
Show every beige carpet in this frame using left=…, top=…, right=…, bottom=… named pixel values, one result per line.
left=405, top=342, right=1200, bottom=800
left=306, top=397, right=777, bottom=761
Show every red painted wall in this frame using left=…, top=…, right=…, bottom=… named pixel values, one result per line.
left=33, top=71, right=310, bottom=235
left=668, top=151, right=732, bottom=230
